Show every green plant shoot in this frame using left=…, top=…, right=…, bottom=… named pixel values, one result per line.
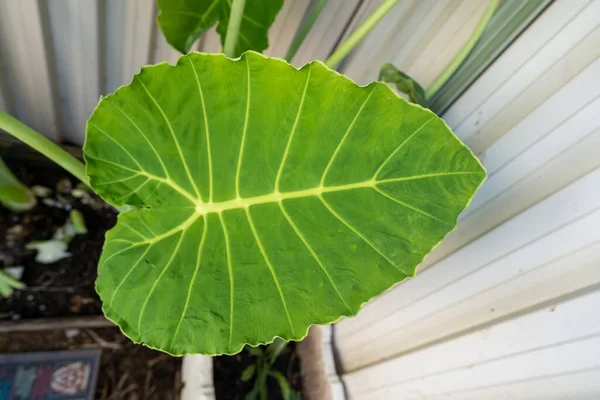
left=0, top=157, right=36, bottom=212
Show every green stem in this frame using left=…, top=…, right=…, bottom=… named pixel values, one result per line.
left=285, top=0, right=329, bottom=62
left=256, top=357, right=268, bottom=400
left=0, top=156, right=36, bottom=212
left=425, top=0, right=500, bottom=99
left=324, top=0, right=400, bottom=69
left=0, top=109, right=89, bottom=186
left=224, top=0, right=247, bottom=58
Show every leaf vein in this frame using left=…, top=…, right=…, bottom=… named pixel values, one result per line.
left=86, top=154, right=199, bottom=205
left=373, top=117, right=435, bottom=179
left=170, top=217, right=207, bottom=349
left=275, top=65, right=312, bottom=192
left=104, top=100, right=170, bottom=178
left=188, top=58, right=213, bottom=203
left=279, top=201, right=352, bottom=313
left=89, top=122, right=144, bottom=170
left=137, top=77, right=203, bottom=202
left=107, top=244, right=153, bottom=308
left=119, top=221, right=149, bottom=240
left=245, top=208, right=296, bottom=336
left=320, top=85, right=377, bottom=186
left=114, top=177, right=150, bottom=202
left=95, top=174, right=142, bottom=186
left=219, top=213, right=235, bottom=350
left=138, top=230, right=187, bottom=334
left=319, top=195, right=407, bottom=275
left=235, top=56, right=251, bottom=198
left=373, top=186, right=451, bottom=226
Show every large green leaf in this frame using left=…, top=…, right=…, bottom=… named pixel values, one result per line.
left=157, top=0, right=283, bottom=56
left=84, top=51, right=485, bottom=356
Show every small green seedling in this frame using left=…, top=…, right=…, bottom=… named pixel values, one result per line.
left=242, top=340, right=301, bottom=400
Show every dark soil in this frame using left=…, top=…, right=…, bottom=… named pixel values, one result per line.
left=0, top=327, right=182, bottom=399
left=0, top=162, right=116, bottom=320
left=213, top=343, right=303, bottom=400
left=0, top=161, right=301, bottom=399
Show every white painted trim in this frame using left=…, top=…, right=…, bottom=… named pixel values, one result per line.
left=181, top=355, right=215, bottom=400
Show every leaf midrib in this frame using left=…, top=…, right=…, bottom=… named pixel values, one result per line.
left=193, top=171, right=481, bottom=215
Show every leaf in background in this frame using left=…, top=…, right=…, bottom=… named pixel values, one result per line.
left=0, top=268, right=25, bottom=298
left=269, top=370, right=293, bottom=400
left=157, top=0, right=283, bottom=56
left=0, top=157, right=36, bottom=212
left=241, top=364, right=256, bottom=382
left=246, top=346, right=263, bottom=357
left=267, top=339, right=287, bottom=364
left=85, top=51, right=485, bottom=356
left=379, top=63, right=427, bottom=106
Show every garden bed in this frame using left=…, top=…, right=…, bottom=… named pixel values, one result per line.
left=213, top=342, right=303, bottom=400
left=0, top=161, right=116, bottom=322
left=0, top=327, right=182, bottom=399
left=1, top=159, right=314, bottom=400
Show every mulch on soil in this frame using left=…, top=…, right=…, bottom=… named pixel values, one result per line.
left=0, top=328, right=182, bottom=400
left=1, top=161, right=304, bottom=400
left=1, top=162, right=181, bottom=399
left=0, top=162, right=116, bottom=320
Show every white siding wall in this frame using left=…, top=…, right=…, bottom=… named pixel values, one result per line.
left=0, top=0, right=331, bottom=144
left=0, top=0, right=487, bottom=145
left=335, top=0, right=600, bottom=398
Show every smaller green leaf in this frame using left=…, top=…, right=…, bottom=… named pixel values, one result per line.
left=269, top=370, right=293, bottom=400
left=267, top=339, right=288, bottom=364
left=70, top=210, right=88, bottom=235
left=157, top=0, right=283, bottom=56
left=241, top=364, right=256, bottom=382
left=0, top=269, right=25, bottom=298
left=246, top=346, right=263, bottom=357
left=379, top=63, right=426, bottom=106
left=0, top=157, right=36, bottom=212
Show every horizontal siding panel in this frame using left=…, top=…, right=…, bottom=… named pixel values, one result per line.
left=47, top=0, right=101, bottom=144
left=289, top=0, right=361, bottom=67
left=444, top=0, right=591, bottom=130
left=343, top=289, right=600, bottom=399
left=459, top=0, right=600, bottom=153
left=0, top=0, right=58, bottom=141
left=0, top=0, right=315, bottom=145
left=336, top=166, right=600, bottom=371
left=264, top=0, right=312, bottom=59
left=424, top=369, right=600, bottom=400
left=341, top=0, right=488, bottom=86
left=421, top=56, right=600, bottom=269
left=335, top=0, right=600, bottom=377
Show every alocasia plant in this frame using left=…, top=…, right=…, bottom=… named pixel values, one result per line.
left=0, top=0, right=488, bottom=356
left=84, top=52, right=485, bottom=355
